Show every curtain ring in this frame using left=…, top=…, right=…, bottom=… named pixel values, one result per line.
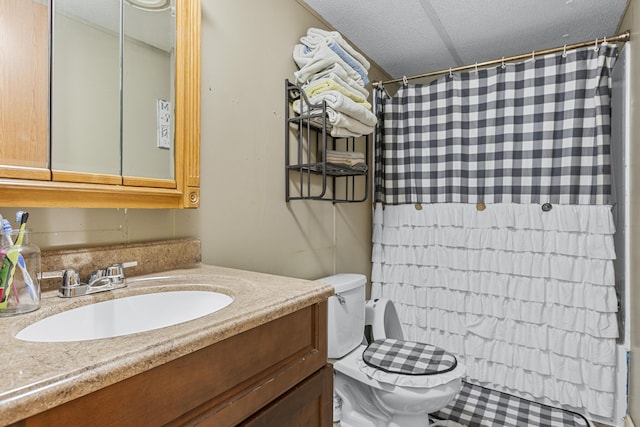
left=449, top=67, right=453, bottom=78
left=531, top=50, right=535, bottom=60
left=501, top=56, right=506, bottom=69
left=562, top=44, right=567, bottom=58
left=594, top=37, right=599, bottom=51
left=402, top=75, right=408, bottom=85
left=603, top=36, right=607, bottom=45
left=474, top=62, right=478, bottom=73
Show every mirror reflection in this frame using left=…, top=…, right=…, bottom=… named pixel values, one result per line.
left=52, top=0, right=121, bottom=176
left=122, top=1, right=175, bottom=180
left=52, top=0, right=175, bottom=180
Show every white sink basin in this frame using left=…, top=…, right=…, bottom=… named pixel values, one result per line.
left=15, top=290, right=233, bottom=342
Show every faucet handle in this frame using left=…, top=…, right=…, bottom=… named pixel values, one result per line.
left=104, top=264, right=123, bottom=277
left=104, top=261, right=137, bottom=278
left=39, top=269, right=80, bottom=287
left=89, top=261, right=137, bottom=286
left=40, top=270, right=81, bottom=298
left=62, top=270, right=81, bottom=287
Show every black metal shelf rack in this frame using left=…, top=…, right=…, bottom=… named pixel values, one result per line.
left=285, top=79, right=369, bottom=203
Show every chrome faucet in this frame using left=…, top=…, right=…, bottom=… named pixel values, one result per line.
left=41, top=261, right=138, bottom=298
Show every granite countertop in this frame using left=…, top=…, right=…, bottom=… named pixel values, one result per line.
left=0, top=264, right=334, bottom=425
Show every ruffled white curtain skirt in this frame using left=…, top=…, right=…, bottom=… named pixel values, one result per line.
left=371, top=203, right=618, bottom=419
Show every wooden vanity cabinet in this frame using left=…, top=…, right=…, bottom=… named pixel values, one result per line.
left=12, top=301, right=332, bottom=427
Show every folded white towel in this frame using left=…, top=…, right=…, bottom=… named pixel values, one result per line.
left=326, top=156, right=367, bottom=167
left=325, top=151, right=368, bottom=170
left=293, top=43, right=365, bottom=88
left=294, top=90, right=377, bottom=127
left=302, top=27, right=371, bottom=70
left=326, top=150, right=364, bottom=159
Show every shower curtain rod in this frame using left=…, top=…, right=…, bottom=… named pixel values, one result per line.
left=372, top=31, right=630, bottom=87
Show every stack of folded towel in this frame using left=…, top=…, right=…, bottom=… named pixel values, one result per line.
left=292, top=28, right=377, bottom=138
left=325, top=150, right=367, bottom=172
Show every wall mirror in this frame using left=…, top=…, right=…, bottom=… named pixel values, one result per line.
left=0, top=0, right=200, bottom=208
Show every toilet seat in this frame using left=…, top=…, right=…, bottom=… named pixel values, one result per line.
left=334, top=343, right=465, bottom=392
left=362, top=339, right=458, bottom=376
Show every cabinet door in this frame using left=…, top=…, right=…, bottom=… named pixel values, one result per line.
left=240, top=365, right=333, bottom=427
left=0, top=0, right=49, bottom=181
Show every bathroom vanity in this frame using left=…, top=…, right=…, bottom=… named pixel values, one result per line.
left=0, top=264, right=333, bottom=426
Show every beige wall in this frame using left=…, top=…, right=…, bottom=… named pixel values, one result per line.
left=619, top=1, right=638, bottom=422
left=0, top=0, right=388, bottom=283
left=196, top=0, right=387, bottom=280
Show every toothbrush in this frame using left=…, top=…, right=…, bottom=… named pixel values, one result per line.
left=5, top=217, right=34, bottom=300
left=1, top=218, right=36, bottom=302
left=0, top=214, right=9, bottom=303
left=0, top=211, right=29, bottom=308
left=0, top=219, right=19, bottom=304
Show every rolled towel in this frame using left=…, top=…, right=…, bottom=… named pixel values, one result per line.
left=293, top=43, right=366, bottom=87
left=303, top=78, right=368, bottom=105
left=325, top=39, right=369, bottom=85
left=293, top=90, right=377, bottom=127
left=307, top=108, right=376, bottom=137
left=326, top=126, right=363, bottom=138
left=297, top=64, right=368, bottom=98
left=295, top=40, right=370, bottom=85
left=303, top=27, right=371, bottom=70
left=327, top=110, right=375, bottom=135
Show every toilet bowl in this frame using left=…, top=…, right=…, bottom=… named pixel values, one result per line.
left=318, top=274, right=465, bottom=427
left=334, top=343, right=464, bottom=427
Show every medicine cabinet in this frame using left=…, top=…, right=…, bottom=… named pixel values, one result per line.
left=0, top=0, right=200, bottom=209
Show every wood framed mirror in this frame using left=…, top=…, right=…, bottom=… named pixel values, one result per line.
left=0, top=0, right=200, bottom=209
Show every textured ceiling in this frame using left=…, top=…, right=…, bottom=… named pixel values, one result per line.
left=302, top=0, right=628, bottom=79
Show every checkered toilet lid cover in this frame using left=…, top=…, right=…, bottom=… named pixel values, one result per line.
left=362, top=338, right=458, bottom=376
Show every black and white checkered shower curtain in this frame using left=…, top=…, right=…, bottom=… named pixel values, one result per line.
left=375, top=45, right=617, bottom=206
left=371, top=45, right=620, bottom=420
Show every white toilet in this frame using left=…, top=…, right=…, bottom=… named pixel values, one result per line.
left=318, top=274, right=465, bottom=427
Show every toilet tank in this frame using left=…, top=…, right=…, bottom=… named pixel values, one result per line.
left=317, top=274, right=366, bottom=359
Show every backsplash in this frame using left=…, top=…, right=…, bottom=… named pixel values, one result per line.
left=40, top=238, right=201, bottom=292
